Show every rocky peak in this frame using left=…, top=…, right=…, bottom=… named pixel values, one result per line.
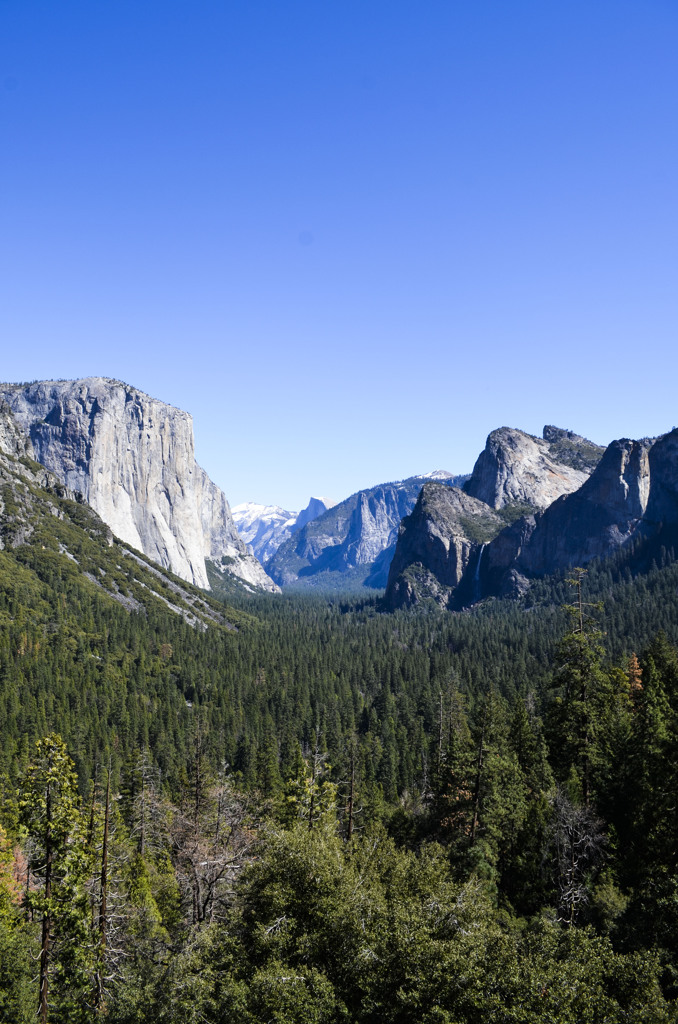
left=385, top=483, right=504, bottom=609
left=266, top=476, right=450, bottom=589
left=586, top=438, right=652, bottom=521
left=232, top=496, right=334, bottom=566
left=542, top=425, right=582, bottom=444
left=294, top=496, right=335, bottom=533
left=541, top=425, right=607, bottom=473
left=464, top=426, right=600, bottom=510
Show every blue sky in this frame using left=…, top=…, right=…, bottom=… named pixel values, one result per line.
left=2, top=1, right=677, bottom=510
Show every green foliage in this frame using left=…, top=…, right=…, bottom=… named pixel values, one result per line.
left=0, top=918, right=34, bottom=1023
left=495, top=501, right=537, bottom=526
left=4, top=452, right=678, bottom=1018
left=18, top=735, right=94, bottom=1022
left=546, top=434, right=605, bottom=473
left=457, top=513, right=504, bottom=544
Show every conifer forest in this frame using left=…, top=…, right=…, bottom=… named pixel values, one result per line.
left=2, top=497, right=678, bottom=1022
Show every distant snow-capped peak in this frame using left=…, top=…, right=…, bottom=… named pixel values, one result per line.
left=232, top=496, right=334, bottom=565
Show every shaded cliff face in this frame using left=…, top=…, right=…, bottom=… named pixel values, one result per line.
left=0, top=379, right=277, bottom=592
left=464, top=426, right=602, bottom=510
left=389, top=431, right=671, bottom=609
left=0, top=401, right=72, bottom=550
left=643, top=429, right=678, bottom=529
left=383, top=425, right=668, bottom=610
left=266, top=475, right=465, bottom=589
left=512, top=438, right=652, bottom=577
left=385, top=483, right=504, bottom=609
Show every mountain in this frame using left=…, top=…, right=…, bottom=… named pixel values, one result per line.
left=386, top=426, right=606, bottom=609
left=266, top=472, right=469, bottom=590
left=464, top=425, right=604, bottom=509
left=481, top=431, right=674, bottom=597
left=384, top=483, right=504, bottom=609
left=232, top=496, right=335, bottom=564
left=0, top=378, right=278, bottom=594
left=0, top=400, right=240, bottom=628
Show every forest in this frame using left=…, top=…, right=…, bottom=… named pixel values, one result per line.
left=1, top=503, right=678, bottom=1021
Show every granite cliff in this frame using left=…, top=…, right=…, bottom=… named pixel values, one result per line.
left=387, top=425, right=678, bottom=610
left=0, top=401, right=239, bottom=628
left=486, top=429, right=678, bottom=590
left=266, top=473, right=468, bottom=590
left=513, top=438, right=653, bottom=578
left=385, top=483, right=504, bottom=609
left=464, top=425, right=603, bottom=510
left=0, top=378, right=278, bottom=593
left=0, top=400, right=72, bottom=550
left=386, top=425, right=605, bottom=609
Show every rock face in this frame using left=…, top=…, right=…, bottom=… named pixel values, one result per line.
left=0, top=378, right=278, bottom=592
left=232, top=496, right=335, bottom=565
left=0, top=401, right=66, bottom=550
left=232, top=503, right=297, bottom=565
left=387, top=424, right=678, bottom=610
left=385, top=483, right=504, bottom=609
left=386, top=425, right=605, bottom=610
left=644, top=430, right=678, bottom=530
left=0, top=400, right=238, bottom=628
left=464, top=426, right=603, bottom=510
left=266, top=474, right=467, bottom=589
left=0, top=400, right=34, bottom=463
left=513, top=438, right=652, bottom=577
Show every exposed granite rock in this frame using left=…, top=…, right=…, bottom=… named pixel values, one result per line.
left=385, top=483, right=504, bottom=609
left=512, top=438, right=653, bottom=577
left=0, top=401, right=75, bottom=550
left=0, top=401, right=239, bottom=628
left=233, top=503, right=297, bottom=564
left=0, top=400, right=34, bottom=462
left=295, top=497, right=334, bottom=533
left=0, top=378, right=278, bottom=592
left=482, top=515, right=539, bottom=596
left=464, top=426, right=602, bottom=510
left=194, top=465, right=278, bottom=591
left=233, top=496, right=334, bottom=565
left=462, top=433, right=663, bottom=601
left=267, top=475, right=466, bottom=589
left=542, top=426, right=607, bottom=473
left=383, top=424, right=666, bottom=610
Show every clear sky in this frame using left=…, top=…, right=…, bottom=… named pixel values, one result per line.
left=2, top=1, right=677, bottom=511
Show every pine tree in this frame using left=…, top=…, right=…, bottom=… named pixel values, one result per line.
left=547, top=569, right=611, bottom=805
left=19, top=734, right=90, bottom=1023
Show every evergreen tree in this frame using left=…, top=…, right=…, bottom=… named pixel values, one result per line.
left=19, top=734, right=91, bottom=1023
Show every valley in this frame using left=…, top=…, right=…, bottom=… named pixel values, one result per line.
left=1, top=381, right=677, bottom=1022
